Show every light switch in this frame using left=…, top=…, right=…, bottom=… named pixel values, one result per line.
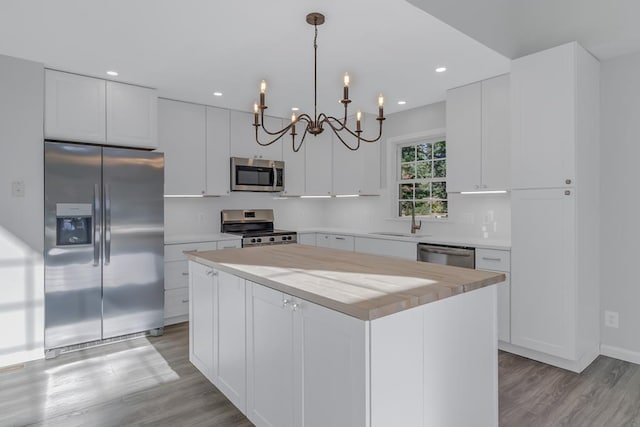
left=12, top=180, right=25, bottom=197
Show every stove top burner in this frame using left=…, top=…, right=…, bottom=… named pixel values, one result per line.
left=221, top=209, right=297, bottom=247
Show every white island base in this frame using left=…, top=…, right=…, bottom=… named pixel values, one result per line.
left=186, top=246, right=500, bottom=427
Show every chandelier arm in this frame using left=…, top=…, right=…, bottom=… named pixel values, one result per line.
left=258, top=109, right=294, bottom=136
left=323, top=115, right=384, bottom=144
left=255, top=123, right=293, bottom=146
left=325, top=120, right=360, bottom=151
left=293, top=127, right=310, bottom=153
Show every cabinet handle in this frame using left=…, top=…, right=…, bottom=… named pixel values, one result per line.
left=565, top=179, right=572, bottom=185
left=185, top=249, right=197, bottom=253
left=291, top=302, right=299, bottom=311
left=565, top=190, right=571, bottom=196
left=206, top=270, right=213, bottom=276
left=221, top=245, right=236, bottom=249
left=181, top=272, right=189, bottom=276
left=181, top=299, right=189, bottom=303
left=282, top=298, right=291, bottom=308
left=212, top=271, right=218, bottom=276
left=335, top=237, right=346, bottom=240
left=481, top=257, right=502, bottom=262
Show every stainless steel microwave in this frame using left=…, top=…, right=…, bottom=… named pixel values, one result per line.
left=230, top=157, right=284, bottom=192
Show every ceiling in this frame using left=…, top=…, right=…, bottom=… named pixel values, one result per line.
left=407, top=0, right=640, bottom=60
left=0, top=0, right=510, bottom=118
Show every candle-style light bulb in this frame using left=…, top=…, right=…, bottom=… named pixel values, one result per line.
left=378, top=93, right=384, bottom=119
left=342, top=72, right=350, bottom=101
left=253, top=102, right=259, bottom=125
left=378, top=93, right=384, bottom=107
left=356, top=110, right=362, bottom=132
left=260, top=80, right=267, bottom=94
left=291, top=112, right=296, bottom=123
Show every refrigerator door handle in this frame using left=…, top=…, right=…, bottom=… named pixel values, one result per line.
left=104, top=183, right=111, bottom=265
left=93, top=184, right=101, bottom=266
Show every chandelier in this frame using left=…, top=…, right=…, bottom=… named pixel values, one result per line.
left=253, top=12, right=385, bottom=152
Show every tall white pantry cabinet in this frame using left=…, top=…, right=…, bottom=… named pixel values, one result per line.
left=508, top=42, right=600, bottom=372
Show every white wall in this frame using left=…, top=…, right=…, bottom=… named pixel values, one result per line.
left=165, top=194, right=329, bottom=236
left=0, top=55, right=45, bottom=367
left=600, top=51, right=640, bottom=358
left=324, top=102, right=511, bottom=242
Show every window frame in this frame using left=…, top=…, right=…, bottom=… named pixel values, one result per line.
left=387, top=129, right=448, bottom=221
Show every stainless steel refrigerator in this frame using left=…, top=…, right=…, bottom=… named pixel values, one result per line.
left=44, top=141, right=164, bottom=354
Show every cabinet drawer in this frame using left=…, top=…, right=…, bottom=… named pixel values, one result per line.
left=165, top=241, right=219, bottom=261
left=165, top=287, right=189, bottom=319
left=164, top=260, right=189, bottom=290
left=217, top=239, right=242, bottom=250
left=475, top=248, right=510, bottom=272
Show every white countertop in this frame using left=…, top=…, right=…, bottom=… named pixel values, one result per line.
left=293, top=227, right=511, bottom=250
left=164, top=233, right=241, bottom=245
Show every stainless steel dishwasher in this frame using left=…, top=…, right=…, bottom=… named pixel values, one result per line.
left=417, top=243, right=475, bottom=269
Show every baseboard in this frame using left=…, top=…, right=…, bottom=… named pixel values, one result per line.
left=600, top=344, right=640, bottom=365
left=0, top=348, right=44, bottom=370
left=499, top=341, right=599, bottom=373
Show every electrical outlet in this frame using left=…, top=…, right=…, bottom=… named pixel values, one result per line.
left=604, top=310, right=619, bottom=328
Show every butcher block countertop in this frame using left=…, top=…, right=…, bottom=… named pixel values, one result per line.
left=185, top=244, right=505, bottom=321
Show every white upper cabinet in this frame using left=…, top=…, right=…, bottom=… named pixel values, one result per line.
left=158, top=99, right=206, bottom=195
left=332, top=113, right=381, bottom=196
left=230, top=110, right=283, bottom=161
left=511, top=44, right=575, bottom=189
left=106, top=81, right=158, bottom=149
left=158, top=100, right=231, bottom=196
left=206, top=106, right=231, bottom=196
left=305, top=130, right=333, bottom=196
left=45, top=69, right=158, bottom=148
left=446, top=74, right=510, bottom=192
left=45, top=70, right=107, bottom=144
left=282, top=118, right=306, bottom=196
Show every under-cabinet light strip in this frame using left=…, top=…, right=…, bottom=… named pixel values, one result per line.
left=459, top=190, right=508, bottom=195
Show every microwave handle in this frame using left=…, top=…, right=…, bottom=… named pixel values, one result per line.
left=273, top=164, right=277, bottom=191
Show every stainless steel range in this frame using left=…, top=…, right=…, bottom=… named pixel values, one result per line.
left=221, top=209, right=297, bottom=247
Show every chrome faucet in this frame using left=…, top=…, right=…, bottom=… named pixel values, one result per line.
left=410, top=202, right=422, bottom=234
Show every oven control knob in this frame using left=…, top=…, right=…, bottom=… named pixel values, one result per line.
left=281, top=236, right=287, bottom=241
left=287, top=236, right=293, bottom=241
left=257, top=238, right=262, bottom=243
left=251, top=238, right=256, bottom=243
left=269, top=237, right=275, bottom=242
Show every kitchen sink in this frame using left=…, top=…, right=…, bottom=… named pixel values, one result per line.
left=370, top=232, right=417, bottom=237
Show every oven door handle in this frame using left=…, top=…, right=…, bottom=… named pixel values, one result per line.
left=272, top=164, right=277, bottom=191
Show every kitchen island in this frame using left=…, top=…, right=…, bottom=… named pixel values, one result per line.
left=186, top=244, right=505, bottom=427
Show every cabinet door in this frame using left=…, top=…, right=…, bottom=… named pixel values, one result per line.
left=188, top=261, right=215, bottom=381
left=330, top=235, right=355, bottom=251
left=215, top=270, right=246, bottom=412
left=316, top=234, right=331, bottom=248
left=511, top=189, right=576, bottom=358
left=511, top=43, right=575, bottom=189
left=298, top=233, right=317, bottom=246
left=305, top=131, right=332, bottom=196
left=295, top=298, right=367, bottom=427
left=206, top=106, right=231, bottom=195
left=45, top=70, right=106, bottom=144
left=230, top=110, right=283, bottom=161
left=247, top=282, right=294, bottom=427
left=282, top=118, right=306, bottom=196
left=446, top=82, right=481, bottom=192
left=354, top=237, right=416, bottom=260
left=496, top=273, right=511, bottom=343
left=481, top=74, right=510, bottom=190
left=158, top=99, right=206, bottom=195
left=106, top=81, right=158, bottom=148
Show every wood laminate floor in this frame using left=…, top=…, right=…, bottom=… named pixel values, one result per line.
left=2, top=323, right=639, bottom=426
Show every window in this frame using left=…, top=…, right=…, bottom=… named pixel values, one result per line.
left=397, top=138, right=447, bottom=219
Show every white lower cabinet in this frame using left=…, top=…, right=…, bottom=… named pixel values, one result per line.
left=189, top=263, right=247, bottom=408
left=354, top=236, right=417, bottom=260
left=316, top=233, right=355, bottom=251
left=476, top=248, right=511, bottom=343
left=297, top=232, right=316, bottom=246
left=246, top=281, right=366, bottom=427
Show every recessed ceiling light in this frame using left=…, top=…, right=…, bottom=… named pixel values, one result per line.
left=291, top=107, right=299, bottom=111
left=397, top=101, right=407, bottom=105
left=213, top=92, right=223, bottom=96
left=435, top=67, right=447, bottom=73
left=106, top=70, right=118, bottom=76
